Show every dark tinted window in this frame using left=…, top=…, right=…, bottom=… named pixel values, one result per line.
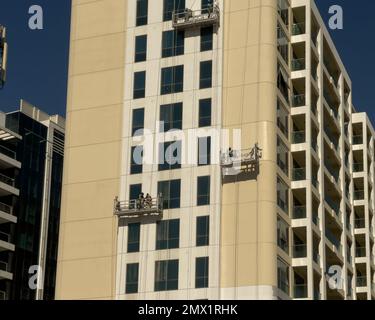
left=196, top=216, right=209, bottom=246
left=136, top=0, right=148, bottom=26
left=162, top=30, right=184, bottom=58
left=163, top=0, right=185, bottom=21
left=201, top=26, right=213, bottom=52
left=155, top=260, right=179, bottom=291
left=158, top=179, right=181, bottom=209
left=195, top=257, right=209, bottom=288
left=199, top=99, right=212, bottom=127
left=197, top=176, right=210, bottom=206
left=127, top=223, right=140, bottom=253
left=161, top=65, right=184, bottom=95
left=134, top=71, right=146, bottom=99
left=130, top=145, right=143, bottom=174
left=158, top=141, right=182, bottom=171
left=156, top=219, right=180, bottom=250
left=160, top=103, right=183, bottom=132
left=126, top=263, right=139, bottom=294
left=132, top=108, right=144, bottom=136
left=200, top=61, right=212, bottom=89
left=135, top=35, right=147, bottom=62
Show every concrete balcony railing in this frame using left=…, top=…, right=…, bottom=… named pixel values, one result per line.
left=0, top=202, right=13, bottom=215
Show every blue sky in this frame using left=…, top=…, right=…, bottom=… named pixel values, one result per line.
left=0, top=0, right=374, bottom=121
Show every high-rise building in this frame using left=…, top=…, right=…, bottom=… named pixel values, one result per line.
left=0, top=24, right=7, bottom=88
left=0, top=100, right=65, bottom=300
left=56, top=0, right=375, bottom=300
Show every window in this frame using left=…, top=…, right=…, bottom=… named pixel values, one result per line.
left=277, top=217, right=289, bottom=254
left=134, top=71, right=146, bottom=99
left=136, top=0, right=148, bottom=26
left=277, top=258, right=289, bottom=295
left=200, top=61, right=212, bottom=89
left=158, top=179, right=181, bottom=209
left=126, top=263, right=139, bottom=294
left=156, top=219, right=180, bottom=250
left=161, top=65, right=184, bottom=95
left=135, top=35, right=147, bottom=62
left=277, top=177, right=289, bottom=214
left=127, top=223, right=140, bottom=253
left=277, top=99, right=288, bottom=137
left=199, top=99, right=211, bottom=127
left=202, top=0, right=214, bottom=9
left=158, top=141, right=182, bottom=171
left=201, top=26, right=213, bottom=52
left=196, top=216, right=209, bottom=246
left=162, top=30, right=184, bottom=58
left=195, top=257, right=209, bottom=288
left=163, top=0, right=185, bottom=21
left=160, top=103, right=183, bottom=132
left=277, top=22, right=288, bottom=64
left=155, top=260, right=179, bottom=291
left=277, top=136, right=289, bottom=176
left=132, top=108, right=144, bottom=136
left=277, top=63, right=289, bottom=103
left=130, top=145, right=143, bottom=174
left=130, top=184, right=142, bottom=201
left=198, top=136, right=211, bottom=166
left=197, top=176, right=210, bottom=206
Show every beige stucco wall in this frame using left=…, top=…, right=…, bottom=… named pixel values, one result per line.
left=55, top=0, right=127, bottom=300
left=220, top=0, right=278, bottom=297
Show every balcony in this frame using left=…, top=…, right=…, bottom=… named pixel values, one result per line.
left=353, top=163, right=364, bottom=173
left=292, top=94, right=306, bottom=107
left=172, top=5, right=220, bottom=29
left=325, top=228, right=342, bottom=253
left=0, top=260, right=12, bottom=281
left=0, top=145, right=16, bottom=159
left=325, top=197, right=341, bottom=217
left=353, top=135, right=363, bottom=145
left=355, top=218, right=366, bottom=229
left=356, top=276, right=367, bottom=288
left=292, top=22, right=305, bottom=36
left=355, top=247, right=366, bottom=258
left=114, top=196, right=163, bottom=218
left=294, top=284, right=308, bottom=298
left=0, top=173, right=15, bottom=187
left=293, top=168, right=306, bottom=181
left=293, top=206, right=306, bottom=219
left=292, top=58, right=305, bottom=71
left=293, top=244, right=307, bottom=258
left=292, top=131, right=305, bottom=144
left=353, top=190, right=365, bottom=201
left=0, top=290, right=5, bottom=300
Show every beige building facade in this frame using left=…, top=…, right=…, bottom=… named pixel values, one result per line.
left=56, top=0, right=375, bottom=300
